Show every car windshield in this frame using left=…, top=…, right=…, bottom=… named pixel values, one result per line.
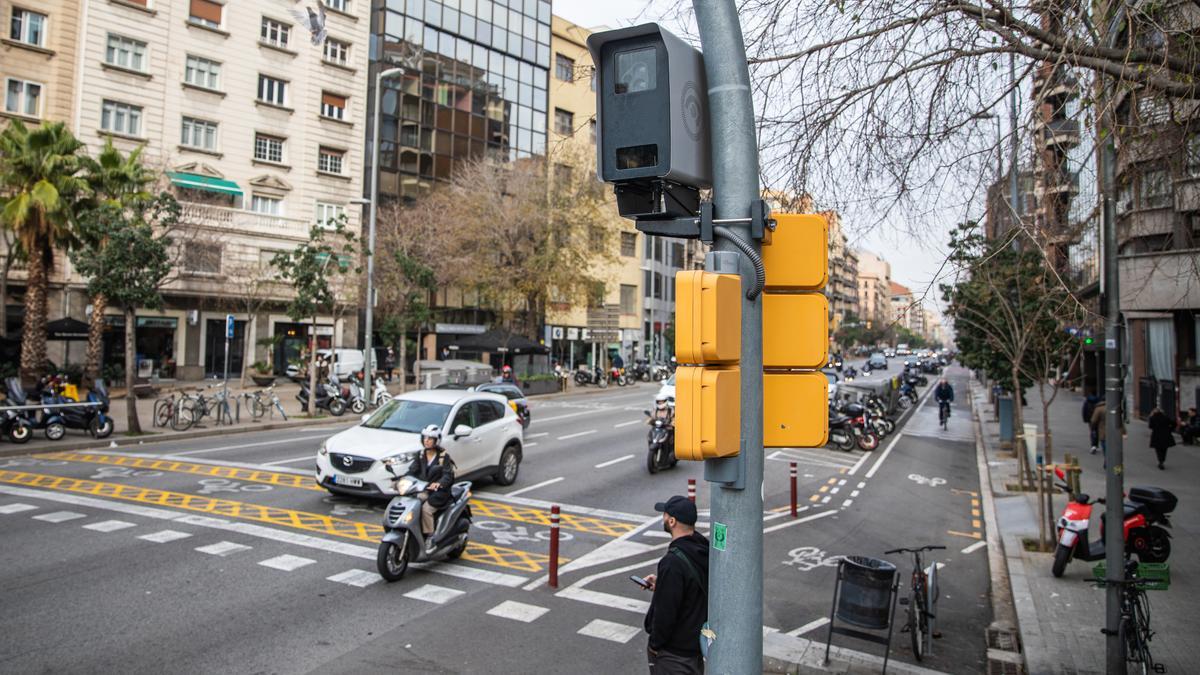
left=362, top=399, right=451, bottom=432
left=666, top=374, right=675, bottom=386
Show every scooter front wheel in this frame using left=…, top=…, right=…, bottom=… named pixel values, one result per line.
left=9, top=423, right=32, bottom=444
left=328, top=399, right=347, bottom=416
left=90, top=416, right=114, bottom=439
left=377, top=535, right=412, bottom=582
left=350, top=399, right=366, bottom=415
left=1051, top=543, right=1072, bottom=578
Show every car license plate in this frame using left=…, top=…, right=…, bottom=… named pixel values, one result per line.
left=334, top=475, right=363, bottom=487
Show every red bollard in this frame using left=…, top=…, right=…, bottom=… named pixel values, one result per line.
left=687, top=478, right=696, bottom=503
left=548, top=505, right=560, bottom=589
left=790, top=462, right=798, bottom=518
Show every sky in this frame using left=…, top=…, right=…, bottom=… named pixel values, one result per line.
left=552, top=0, right=962, bottom=321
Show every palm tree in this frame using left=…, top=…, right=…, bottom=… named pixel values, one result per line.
left=81, top=139, right=154, bottom=382
left=0, top=121, right=89, bottom=382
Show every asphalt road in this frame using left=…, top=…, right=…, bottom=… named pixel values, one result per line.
left=0, top=362, right=991, bottom=674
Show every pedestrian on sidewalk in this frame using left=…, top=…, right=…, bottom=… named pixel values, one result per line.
left=1090, top=401, right=1125, bottom=465
left=1147, top=407, right=1176, bottom=470
left=384, top=347, right=395, bottom=382
left=641, top=495, right=709, bottom=674
left=1180, top=407, right=1199, bottom=445
left=1082, top=394, right=1100, bottom=453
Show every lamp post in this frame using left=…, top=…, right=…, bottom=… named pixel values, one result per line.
left=358, top=66, right=405, bottom=409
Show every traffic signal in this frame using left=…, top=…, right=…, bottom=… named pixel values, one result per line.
left=674, top=271, right=741, bottom=460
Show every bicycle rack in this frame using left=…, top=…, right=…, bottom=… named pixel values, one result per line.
left=823, top=556, right=900, bottom=673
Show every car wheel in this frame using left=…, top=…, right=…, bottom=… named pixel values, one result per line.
left=494, top=445, right=521, bottom=486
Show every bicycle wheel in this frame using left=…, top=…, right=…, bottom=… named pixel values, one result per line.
left=1130, top=593, right=1155, bottom=673
left=171, top=400, right=196, bottom=431
left=910, top=576, right=927, bottom=660
left=251, top=396, right=268, bottom=419
left=154, top=398, right=173, bottom=428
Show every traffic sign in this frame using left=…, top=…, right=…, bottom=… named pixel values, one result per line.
left=225, top=314, right=235, bottom=339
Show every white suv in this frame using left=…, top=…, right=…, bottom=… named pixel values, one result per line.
left=316, top=389, right=524, bottom=498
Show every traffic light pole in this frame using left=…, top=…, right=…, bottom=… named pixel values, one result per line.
left=692, top=2, right=764, bottom=672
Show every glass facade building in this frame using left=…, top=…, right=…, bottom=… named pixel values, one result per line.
left=370, top=0, right=552, bottom=202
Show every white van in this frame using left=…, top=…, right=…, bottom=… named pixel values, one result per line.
left=287, top=349, right=378, bottom=379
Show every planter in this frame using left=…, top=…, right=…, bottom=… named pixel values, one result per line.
left=251, top=374, right=277, bottom=387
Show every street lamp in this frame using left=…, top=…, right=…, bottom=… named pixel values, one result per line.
left=357, top=66, right=405, bottom=409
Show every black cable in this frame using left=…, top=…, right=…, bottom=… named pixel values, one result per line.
left=712, top=225, right=765, bottom=300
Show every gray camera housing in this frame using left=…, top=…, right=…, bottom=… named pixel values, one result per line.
left=587, top=24, right=712, bottom=190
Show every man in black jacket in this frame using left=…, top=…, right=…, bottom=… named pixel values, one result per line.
left=642, top=495, right=709, bottom=674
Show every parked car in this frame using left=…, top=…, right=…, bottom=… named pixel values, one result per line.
left=474, top=382, right=531, bottom=428
left=868, top=353, right=888, bottom=370
left=883, top=348, right=896, bottom=358
left=316, top=389, right=524, bottom=498
left=656, top=373, right=676, bottom=403
left=896, top=343, right=911, bottom=356
left=287, top=349, right=378, bottom=380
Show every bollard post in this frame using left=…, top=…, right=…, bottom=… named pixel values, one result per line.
left=687, top=478, right=697, bottom=503
left=548, top=505, right=560, bottom=589
left=790, top=462, right=798, bottom=518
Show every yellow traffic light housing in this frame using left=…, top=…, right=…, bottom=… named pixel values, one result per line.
left=675, top=271, right=741, bottom=365
left=761, top=214, right=828, bottom=291
left=675, top=366, right=740, bottom=460
left=763, top=372, right=829, bottom=448
left=763, top=293, right=829, bottom=369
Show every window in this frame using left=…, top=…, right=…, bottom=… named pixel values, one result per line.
left=320, top=92, right=346, bottom=120
left=554, top=108, right=573, bottom=136
left=180, top=117, right=218, bottom=150
left=184, top=55, right=221, bottom=89
left=318, top=147, right=344, bottom=174
left=188, top=0, right=223, bottom=28
left=253, top=133, right=285, bottom=163
left=105, top=34, right=148, bottom=72
left=620, top=284, right=637, bottom=315
left=260, top=17, right=290, bottom=48
left=9, top=8, right=46, bottom=47
left=250, top=195, right=283, bottom=215
left=473, top=400, right=504, bottom=425
left=555, top=53, right=573, bottom=82
left=323, top=38, right=350, bottom=66
left=1187, top=135, right=1200, bottom=178
left=1141, top=168, right=1171, bottom=209
left=101, top=100, right=143, bottom=136
left=620, top=231, right=637, bottom=257
left=4, top=78, right=41, bottom=118
left=183, top=242, right=222, bottom=274
left=316, top=202, right=345, bottom=228
left=257, top=75, right=287, bottom=106
left=323, top=0, right=348, bottom=11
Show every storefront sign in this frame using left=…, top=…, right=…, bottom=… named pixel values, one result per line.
left=436, top=323, right=487, bottom=335
left=552, top=327, right=565, bottom=340
left=567, top=328, right=579, bottom=340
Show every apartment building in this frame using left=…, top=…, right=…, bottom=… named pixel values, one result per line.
left=3, top=0, right=370, bottom=380
left=825, top=211, right=859, bottom=336
left=855, top=251, right=892, bottom=330
left=1, top=1, right=80, bottom=125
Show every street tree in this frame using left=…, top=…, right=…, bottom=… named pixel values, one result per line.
left=0, top=121, right=89, bottom=382
left=70, top=195, right=177, bottom=434
left=222, top=256, right=282, bottom=388
left=0, top=225, right=21, bottom=341
left=271, top=220, right=359, bottom=416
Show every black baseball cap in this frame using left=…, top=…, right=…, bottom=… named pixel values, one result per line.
left=654, top=495, right=697, bottom=526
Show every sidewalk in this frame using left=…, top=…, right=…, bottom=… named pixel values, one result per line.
left=973, top=379, right=1199, bottom=674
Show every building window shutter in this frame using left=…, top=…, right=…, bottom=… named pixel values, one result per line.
left=190, top=0, right=223, bottom=24
left=322, top=92, right=346, bottom=109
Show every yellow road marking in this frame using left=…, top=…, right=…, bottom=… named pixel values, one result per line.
left=827, top=477, right=838, bottom=484
left=818, top=485, right=829, bottom=493
left=951, top=488, right=980, bottom=498
left=972, top=508, right=981, bottom=517
left=972, top=519, right=982, bottom=529
left=971, top=498, right=981, bottom=507
left=947, top=530, right=982, bottom=540
left=809, top=495, right=820, bottom=502
left=38, top=452, right=633, bottom=538
left=0, top=470, right=557, bottom=573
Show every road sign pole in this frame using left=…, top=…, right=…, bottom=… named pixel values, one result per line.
left=691, top=1, right=763, bottom=671
left=223, top=314, right=234, bottom=425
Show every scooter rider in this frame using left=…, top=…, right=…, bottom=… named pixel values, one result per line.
left=934, top=378, right=954, bottom=417
left=647, top=393, right=673, bottom=427
left=406, top=425, right=456, bottom=548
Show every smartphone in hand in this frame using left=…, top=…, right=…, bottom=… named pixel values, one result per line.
left=629, top=575, right=651, bottom=589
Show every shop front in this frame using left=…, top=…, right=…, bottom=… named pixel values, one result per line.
left=272, top=322, right=333, bottom=375
left=204, top=318, right=248, bottom=378
left=102, top=315, right=179, bottom=380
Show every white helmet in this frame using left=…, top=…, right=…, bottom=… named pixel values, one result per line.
left=420, top=424, right=441, bottom=443
left=655, top=393, right=670, bottom=409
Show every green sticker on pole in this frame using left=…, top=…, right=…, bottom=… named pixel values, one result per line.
left=712, top=522, right=727, bottom=551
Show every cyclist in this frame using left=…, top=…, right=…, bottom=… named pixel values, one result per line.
left=934, top=378, right=954, bottom=426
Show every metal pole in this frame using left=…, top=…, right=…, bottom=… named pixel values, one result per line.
left=222, top=333, right=230, bottom=424
left=364, top=68, right=402, bottom=409
left=692, top=2, right=763, bottom=671
left=1008, top=50, right=1020, bottom=228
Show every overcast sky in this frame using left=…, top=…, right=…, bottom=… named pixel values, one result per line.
left=553, top=0, right=964, bottom=320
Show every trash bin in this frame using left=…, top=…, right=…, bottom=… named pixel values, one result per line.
left=835, top=556, right=897, bottom=630
left=998, top=395, right=1014, bottom=445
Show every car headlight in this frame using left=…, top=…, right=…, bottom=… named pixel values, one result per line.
left=382, top=451, right=417, bottom=468
left=318, top=442, right=328, bottom=456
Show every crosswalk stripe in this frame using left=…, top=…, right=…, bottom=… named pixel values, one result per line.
left=404, top=584, right=465, bottom=605
left=82, top=520, right=136, bottom=532
left=487, top=600, right=549, bottom=623
left=139, top=530, right=193, bottom=543
left=33, top=511, right=86, bottom=523
left=259, top=554, right=316, bottom=571
left=196, top=541, right=252, bottom=556
left=0, top=503, right=37, bottom=514
left=327, top=569, right=381, bottom=587
left=577, top=619, right=641, bottom=644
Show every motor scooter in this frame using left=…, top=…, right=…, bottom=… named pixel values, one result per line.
left=376, top=474, right=473, bottom=582
left=1, top=406, right=32, bottom=443
left=297, top=377, right=347, bottom=416
left=827, top=410, right=857, bottom=452
left=1050, top=466, right=1176, bottom=577
left=574, top=365, right=608, bottom=388
left=35, top=377, right=113, bottom=440
left=643, top=409, right=677, bottom=473
left=341, top=374, right=367, bottom=415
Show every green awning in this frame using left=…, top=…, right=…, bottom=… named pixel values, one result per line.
left=167, top=172, right=243, bottom=197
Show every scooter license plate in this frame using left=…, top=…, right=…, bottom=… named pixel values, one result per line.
left=333, top=475, right=364, bottom=487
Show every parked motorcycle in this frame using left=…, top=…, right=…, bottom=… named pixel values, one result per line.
left=643, top=410, right=677, bottom=473
left=840, top=402, right=879, bottom=451
left=339, top=374, right=367, bottom=415
left=1, top=406, right=32, bottom=444
left=297, top=377, right=348, bottom=416
left=629, top=360, right=652, bottom=382
left=574, top=365, right=608, bottom=388
left=1050, top=467, right=1176, bottom=577
left=828, top=411, right=857, bottom=452
left=32, top=377, right=113, bottom=440
left=610, top=366, right=631, bottom=387
left=651, top=363, right=671, bottom=381
left=376, top=475, right=473, bottom=582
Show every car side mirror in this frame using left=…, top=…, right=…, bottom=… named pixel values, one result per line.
left=454, top=424, right=473, bottom=438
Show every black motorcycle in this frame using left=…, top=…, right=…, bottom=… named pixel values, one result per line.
left=644, top=410, right=677, bottom=473
left=28, top=377, right=113, bottom=440
left=1, top=406, right=32, bottom=444
left=297, top=378, right=347, bottom=416
left=573, top=365, right=608, bottom=388
left=628, top=360, right=652, bottom=382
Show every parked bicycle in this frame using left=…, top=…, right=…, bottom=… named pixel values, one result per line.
left=1089, top=560, right=1163, bottom=674
left=244, top=385, right=288, bottom=421
left=885, top=544, right=945, bottom=661
left=171, top=385, right=232, bottom=431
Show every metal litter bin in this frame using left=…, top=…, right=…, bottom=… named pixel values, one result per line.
left=835, top=556, right=896, bottom=629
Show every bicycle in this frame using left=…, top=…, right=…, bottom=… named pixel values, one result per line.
left=1090, top=560, right=1162, bottom=674
left=885, top=544, right=945, bottom=661
left=153, top=392, right=177, bottom=428
left=938, top=399, right=950, bottom=429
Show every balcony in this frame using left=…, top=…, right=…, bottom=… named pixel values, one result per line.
left=180, top=202, right=314, bottom=241
left=1039, top=119, right=1081, bottom=149
left=1175, top=176, right=1200, bottom=212
left=1035, top=170, right=1080, bottom=197
left=1033, top=64, right=1079, bottom=99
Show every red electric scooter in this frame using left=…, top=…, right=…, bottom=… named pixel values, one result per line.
left=1050, top=466, right=1176, bottom=577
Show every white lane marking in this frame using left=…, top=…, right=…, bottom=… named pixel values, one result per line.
left=82, top=520, right=136, bottom=532
left=172, top=432, right=333, bottom=456
left=837, top=479, right=847, bottom=486
left=0, top=503, right=37, bottom=514
left=613, top=420, right=642, bottom=428
left=473, top=490, right=645, bottom=523
left=864, top=387, right=934, bottom=479
left=830, top=487, right=840, bottom=494
left=762, top=508, right=837, bottom=534
left=327, top=569, right=381, bottom=588
left=33, top=511, right=86, bottom=523
left=850, top=490, right=860, bottom=498
left=537, top=410, right=611, bottom=424
left=765, top=453, right=855, bottom=470
left=0, top=484, right=528, bottom=587
left=842, top=500, right=854, bottom=508
left=786, top=617, right=830, bottom=637
left=595, top=454, right=635, bottom=468
left=525, top=433, right=549, bottom=439
left=262, top=456, right=316, bottom=466
left=404, top=584, right=465, bottom=605
left=557, top=430, right=597, bottom=441
left=139, top=530, right=192, bottom=543
left=820, top=496, right=831, bottom=504
left=259, top=554, right=316, bottom=571
left=196, top=541, right=252, bottom=557
left=577, top=619, right=642, bottom=644
left=961, top=540, right=988, bottom=555
left=487, top=600, right=549, bottom=623
left=525, top=442, right=539, bottom=448
left=551, top=555, right=662, bottom=613
left=504, top=477, right=564, bottom=497
left=858, top=482, right=866, bottom=489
